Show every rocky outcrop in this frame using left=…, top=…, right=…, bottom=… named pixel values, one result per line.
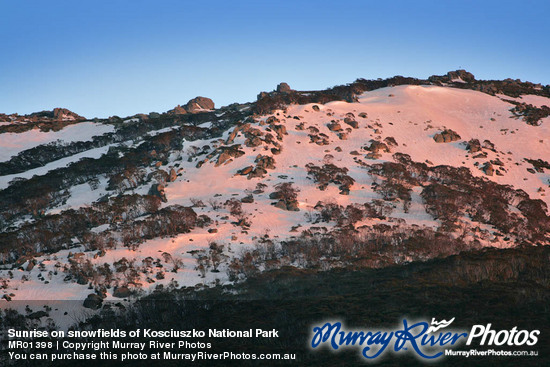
left=237, top=166, right=254, bottom=176
left=168, top=97, right=215, bottom=115
left=483, top=162, right=494, bottom=176
left=247, top=167, right=267, bottom=179
left=167, top=105, right=187, bottom=115
left=466, top=139, right=482, bottom=153
left=510, top=102, right=550, bottom=126
left=255, top=155, right=276, bottom=170
left=433, top=129, right=461, bottom=143
left=447, top=70, right=476, bottom=83
left=365, top=140, right=390, bottom=153
left=149, top=184, right=167, bottom=202
left=272, top=125, right=287, bottom=140
left=344, top=117, right=358, bottom=129
left=266, top=118, right=287, bottom=141
left=257, top=91, right=269, bottom=100
left=236, top=155, right=275, bottom=180
left=276, top=82, right=292, bottom=93
left=185, top=96, right=215, bottom=112
left=113, top=286, right=132, bottom=298
left=168, top=168, right=178, bottom=182
left=274, top=199, right=299, bottom=211
left=383, top=137, right=398, bottom=147
left=0, top=108, right=86, bottom=134
left=482, top=140, right=495, bottom=151
left=25, top=108, right=85, bottom=122
left=240, top=124, right=264, bottom=147
left=308, top=133, right=330, bottom=146
left=428, top=69, right=475, bottom=84
left=241, top=195, right=254, bottom=203
left=52, top=108, right=85, bottom=121
left=327, top=122, right=343, bottom=132
left=427, top=70, right=549, bottom=99
left=83, top=293, right=103, bottom=309
left=25, top=259, right=36, bottom=271
left=216, top=144, right=245, bottom=166
left=6, top=108, right=85, bottom=122
left=525, top=158, right=550, bottom=173
left=245, top=136, right=262, bottom=147
left=266, top=116, right=280, bottom=124
left=255, top=83, right=294, bottom=105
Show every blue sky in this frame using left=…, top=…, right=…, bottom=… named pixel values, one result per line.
left=1, top=0, right=549, bottom=118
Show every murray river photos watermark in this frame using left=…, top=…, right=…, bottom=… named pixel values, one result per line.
left=310, top=318, right=540, bottom=361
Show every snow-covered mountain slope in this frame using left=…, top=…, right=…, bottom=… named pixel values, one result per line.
left=1, top=73, right=549, bottom=321
left=0, top=121, right=114, bottom=163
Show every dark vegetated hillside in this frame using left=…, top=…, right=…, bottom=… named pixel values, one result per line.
left=26, top=246, right=546, bottom=367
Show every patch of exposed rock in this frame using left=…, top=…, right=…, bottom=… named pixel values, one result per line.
left=433, top=129, right=461, bottom=143
left=483, top=162, right=494, bottom=176
left=113, top=286, right=132, bottom=298
left=466, top=139, right=482, bottom=153
left=167, top=105, right=188, bottom=115
left=276, top=82, right=292, bottom=93
left=149, top=184, right=167, bottom=202
left=83, top=294, right=103, bottom=309
left=428, top=69, right=476, bottom=84
left=266, top=117, right=287, bottom=141
left=168, top=97, right=215, bottom=114
left=327, top=122, right=343, bottom=132
left=308, top=133, right=330, bottom=146
left=52, top=108, right=85, bottom=121
left=241, top=195, right=254, bottom=203
left=509, top=102, right=550, bottom=126
left=384, top=136, right=398, bottom=147
left=269, top=191, right=299, bottom=211
left=365, top=140, right=390, bottom=153
left=447, top=70, right=476, bottom=83
left=215, top=144, right=246, bottom=166
left=186, top=96, right=215, bottom=112
left=236, top=155, right=276, bottom=179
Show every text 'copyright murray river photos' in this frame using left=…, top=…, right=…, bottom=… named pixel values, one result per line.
left=5, top=328, right=296, bottom=362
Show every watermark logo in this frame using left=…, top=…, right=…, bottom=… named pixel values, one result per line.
left=467, top=324, right=539, bottom=347
left=426, top=317, right=455, bottom=333
left=310, top=318, right=539, bottom=361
